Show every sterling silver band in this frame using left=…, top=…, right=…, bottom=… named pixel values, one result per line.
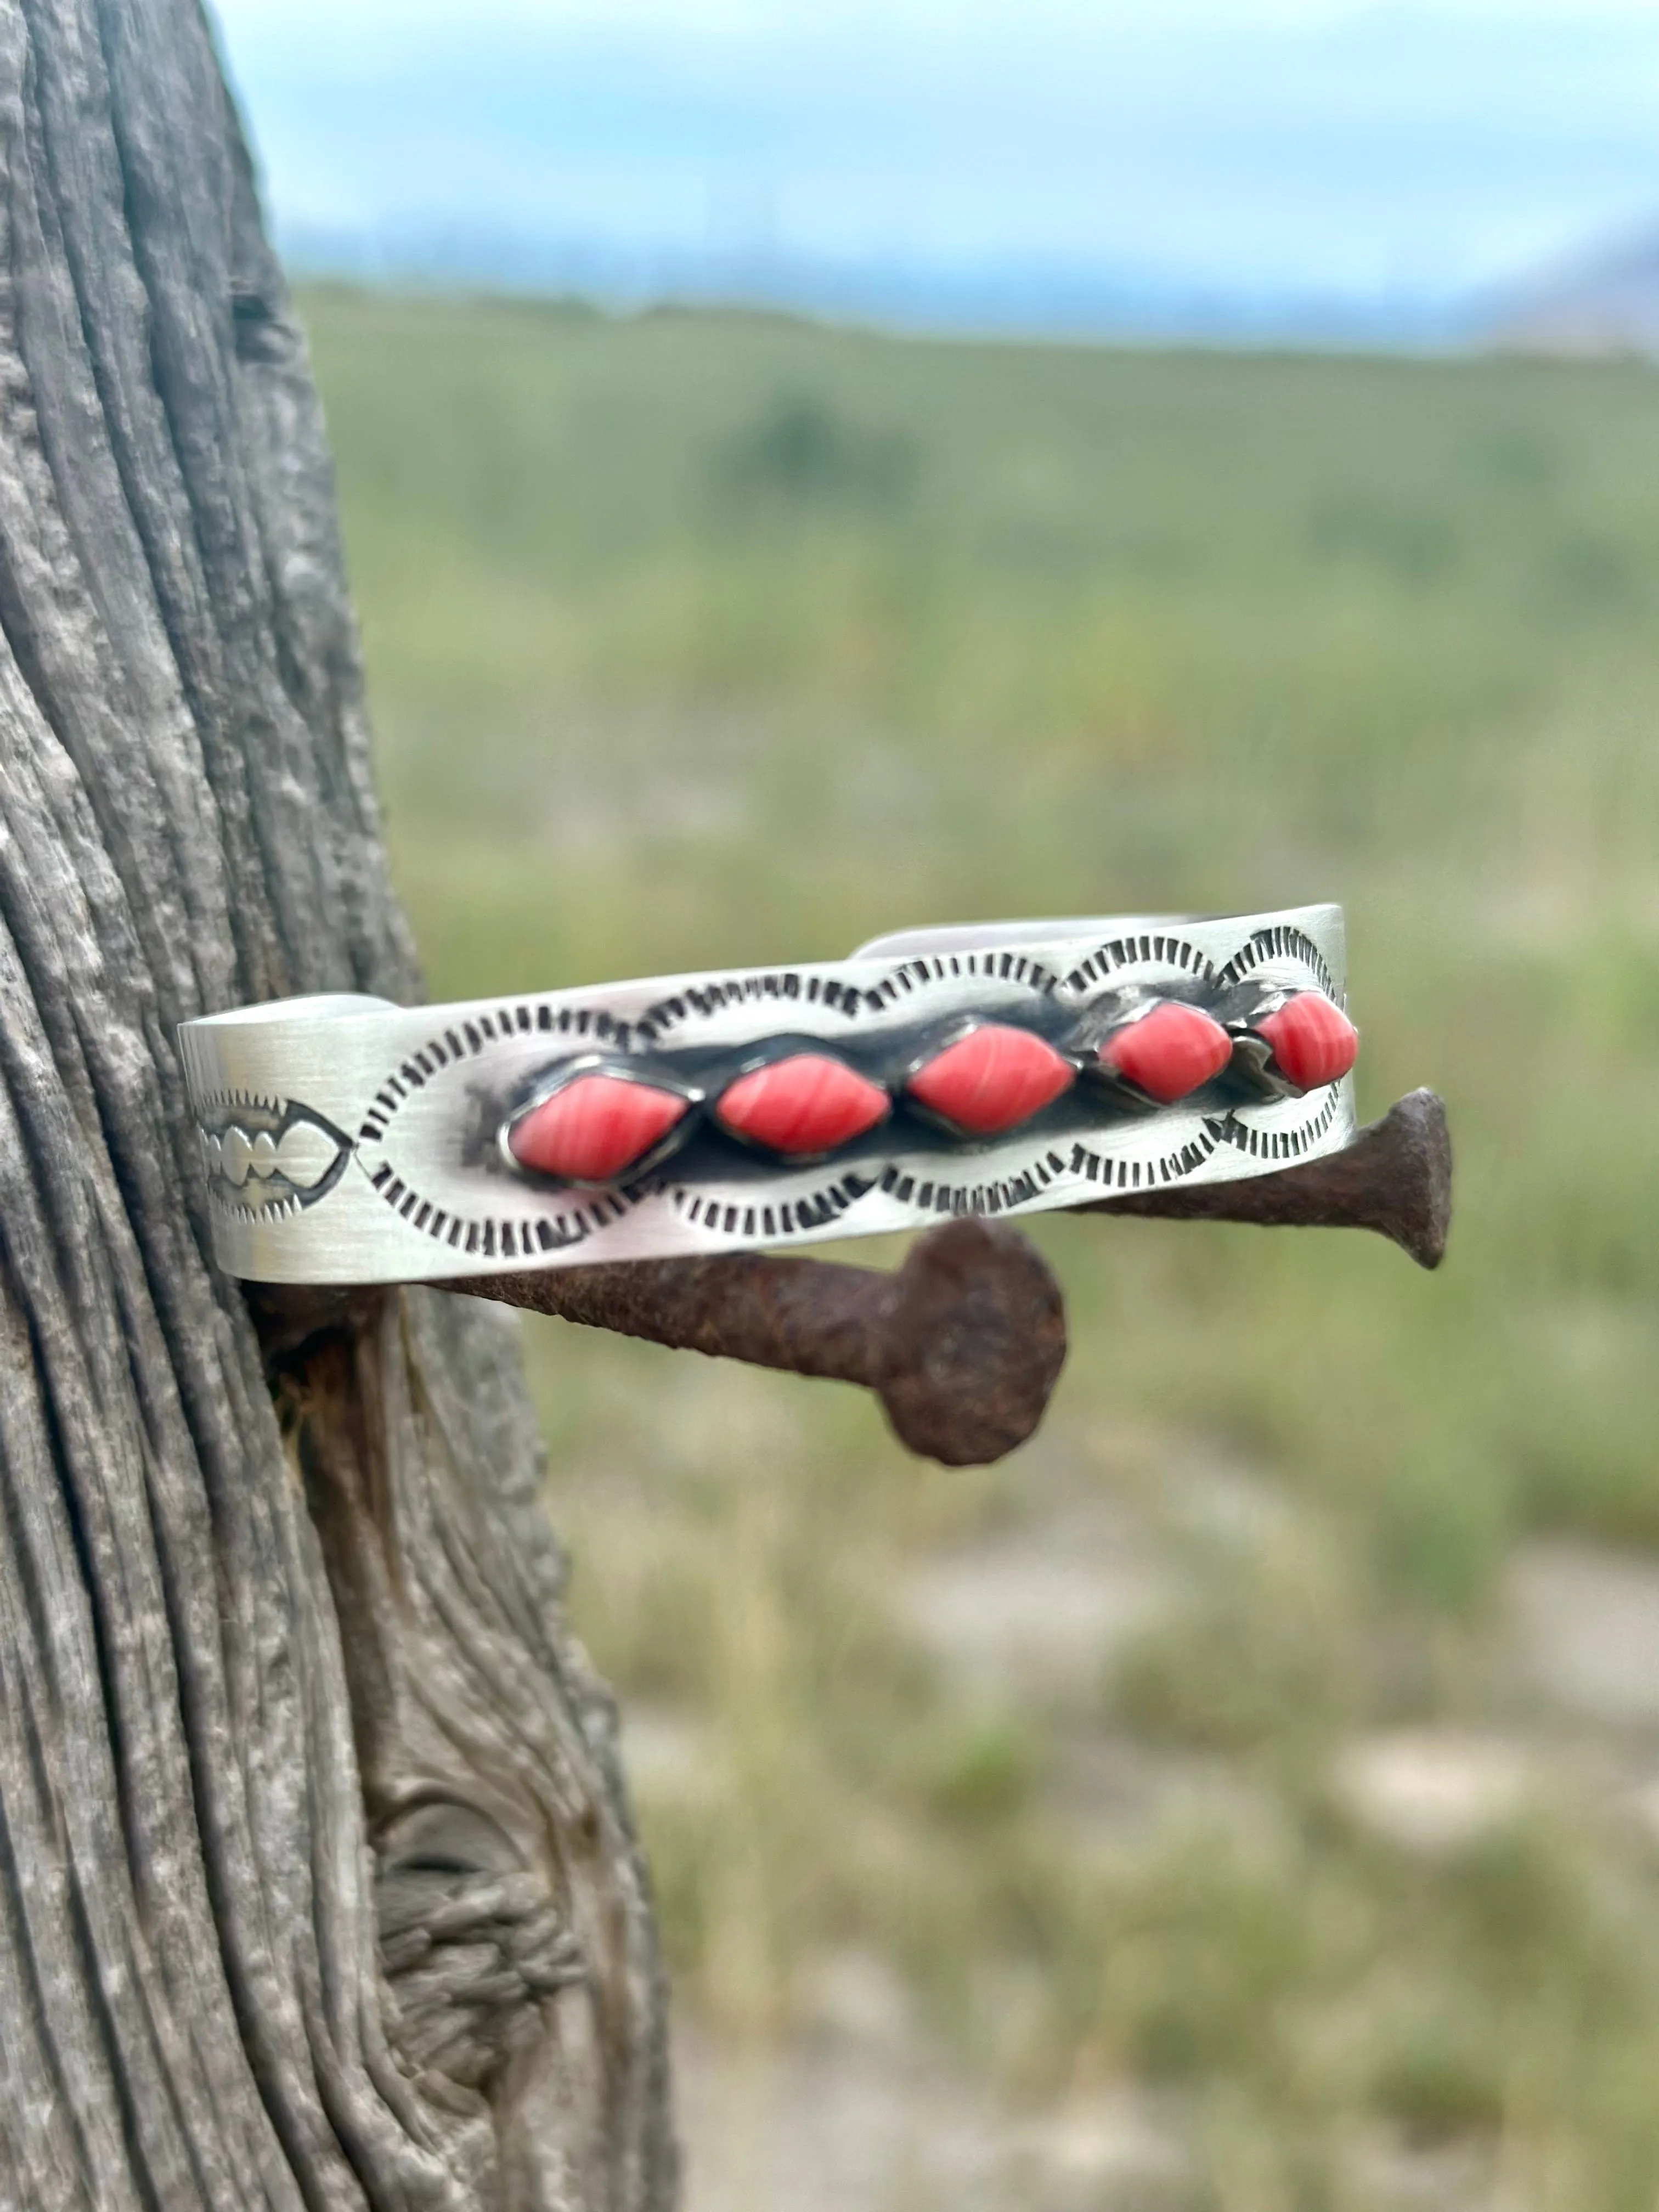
left=178, top=906, right=1359, bottom=1285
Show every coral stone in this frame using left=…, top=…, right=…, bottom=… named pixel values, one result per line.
left=716, top=1054, right=889, bottom=1155
left=1256, top=992, right=1358, bottom=1090
left=906, top=1024, right=1074, bottom=1136
left=1101, top=1001, right=1233, bottom=1103
left=509, top=1074, right=689, bottom=1183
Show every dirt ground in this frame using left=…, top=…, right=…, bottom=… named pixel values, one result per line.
left=648, top=1421, right=1659, bottom=2212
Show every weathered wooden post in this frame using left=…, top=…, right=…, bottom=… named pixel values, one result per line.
left=0, top=3, right=675, bottom=2202
left=0, top=4, right=1448, bottom=2206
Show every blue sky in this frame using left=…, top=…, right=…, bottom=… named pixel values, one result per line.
left=210, top=0, right=1659, bottom=335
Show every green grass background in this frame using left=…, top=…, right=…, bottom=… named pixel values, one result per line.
left=307, top=286, right=1659, bottom=2207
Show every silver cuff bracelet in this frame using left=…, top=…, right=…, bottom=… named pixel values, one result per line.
left=178, top=906, right=1359, bottom=1285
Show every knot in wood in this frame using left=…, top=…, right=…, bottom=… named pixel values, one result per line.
left=376, top=1802, right=586, bottom=2093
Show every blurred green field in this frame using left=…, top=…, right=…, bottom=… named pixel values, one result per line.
left=306, top=287, right=1659, bottom=2209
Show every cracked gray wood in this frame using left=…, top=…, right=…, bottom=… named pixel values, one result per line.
left=0, top=2, right=674, bottom=2204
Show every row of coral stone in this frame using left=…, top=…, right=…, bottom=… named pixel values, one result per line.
left=507, top=991, right=1358, bottom=1187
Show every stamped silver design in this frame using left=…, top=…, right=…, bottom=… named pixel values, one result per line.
left=194, top=1091, right=352, bottom=1222
left=177, top=907, right=1359, bottom=1285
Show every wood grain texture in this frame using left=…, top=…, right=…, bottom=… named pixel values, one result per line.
left=0, top=3, right=674, bottom=2205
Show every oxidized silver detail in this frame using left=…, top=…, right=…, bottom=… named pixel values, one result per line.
left=177, top=908, right=1359, bottom=1285
left=194, top=1090, right=353, bottom=1223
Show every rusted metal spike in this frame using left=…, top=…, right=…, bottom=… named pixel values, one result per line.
left=1085, top=1089, right=1451, bottom=1268
left=444, top=1090, right=1449, bottom=1470
left=457, top=1215, right=1067, bottom=1469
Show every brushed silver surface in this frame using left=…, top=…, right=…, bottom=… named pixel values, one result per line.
left=179, top=907, right=1357, bottom=1284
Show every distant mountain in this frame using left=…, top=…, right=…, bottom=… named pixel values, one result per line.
left=276, top=220, right=1470, bottom=353
left=1488, top=228, right=1659, bottom=359
left=216, top=4, right=1659, bottom=356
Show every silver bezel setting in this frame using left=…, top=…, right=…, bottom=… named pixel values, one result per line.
left=499, top=1055, right=708, bottom=1190
left=178, top=906, right=1358, bottom=1284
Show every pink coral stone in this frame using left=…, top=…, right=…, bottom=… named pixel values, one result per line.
left=716, top=1054, right=889, bottom=1155
left=1255, top=992, right=1358, bottom=1090
left=509, top=1074, right=689, bottom=1183
left=1101, top=1002, right=1233, bottom=1103
left=906, top=1024, right=1074, bottom=1136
